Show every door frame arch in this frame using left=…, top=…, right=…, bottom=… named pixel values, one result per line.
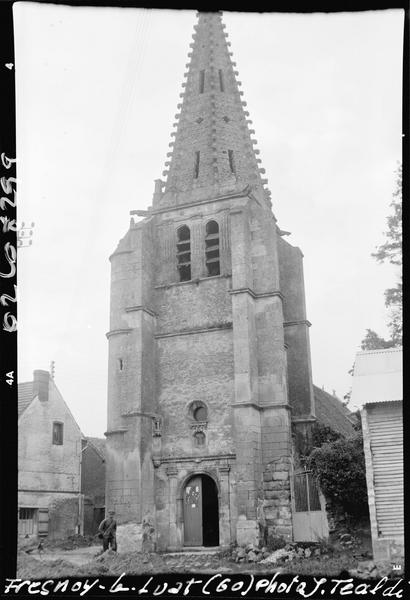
left=178, top=471, right=220, bottom=547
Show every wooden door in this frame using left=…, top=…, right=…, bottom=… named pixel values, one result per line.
left=184, top=476, right=203, bottom=546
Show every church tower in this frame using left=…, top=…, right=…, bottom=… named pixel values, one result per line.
left=106, top=11, right=315, bottom=550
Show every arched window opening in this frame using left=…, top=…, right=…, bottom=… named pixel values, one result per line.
left=177, top=225, right=191, bottom=282
left=194, top=431, right=206, bottom=447
left=188, top=400, right=208, bottom=422
left=194, top=405, right=207, bottom=422
left=205, top=220, right=220, bottom=277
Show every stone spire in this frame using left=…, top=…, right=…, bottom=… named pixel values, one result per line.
left=157, top=11, right=272, bottom=209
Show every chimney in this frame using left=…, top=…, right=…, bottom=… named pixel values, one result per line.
left=33, top=370, right=50, bottom=402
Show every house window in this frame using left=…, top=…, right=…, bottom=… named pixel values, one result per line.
left=118, top=358, right=123, bottom=371
left=218, top=69, right=224, bottom=92
left=18, top=508, right=37, bottom=536
left=228, top=149, right=236, bottom=174
left=177, top=225, right=191, bottom=282
left=199, top=70, right=205, bottom=93
left=19, top=507, right=36, bottom=520
left=194, top=151, right=200, bottom=179
left=52, top=422, right=64, bottom=445
left=194, top=431, right=206, bottom=446
left=205, top=220, right=220, bottom=276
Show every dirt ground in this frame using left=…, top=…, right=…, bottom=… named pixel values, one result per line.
left=17, top=531, right=376, bottom=579
left=17, top=524, right=400, bottom=581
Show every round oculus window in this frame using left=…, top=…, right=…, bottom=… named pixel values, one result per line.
left=193, top=406, right=207, bottom=421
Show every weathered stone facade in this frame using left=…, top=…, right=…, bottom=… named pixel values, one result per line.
left=105, top=11, right=315, bottom=550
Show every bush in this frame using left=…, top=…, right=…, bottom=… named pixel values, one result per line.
left=307, top=432, right=368, bottom=519
left=311, top=422, right=342, bottom=448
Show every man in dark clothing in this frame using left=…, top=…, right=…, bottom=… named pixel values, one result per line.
left=98, top=509, right=117, bottom=552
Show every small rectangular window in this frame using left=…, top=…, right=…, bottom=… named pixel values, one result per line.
left=52, top=422, right=64, bottom=445
left=218, top=69, right=224, bottom=92
left=194, top=151, right=200, bottom=179
left=18, top=508, right=37, bottom=536
left=19, top=508, right=36, bottom=520
left=118, top=358, right=123, bottom=371
left=199, top=70, right=205, bottom=93
left=228, top=150, right=235, bottom=174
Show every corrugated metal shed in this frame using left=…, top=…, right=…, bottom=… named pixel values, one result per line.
left=354, top=348, right=403, bottom=561
left=351, top=347, right=402, bottom=407
left=365, top=402, right=403, bottom=538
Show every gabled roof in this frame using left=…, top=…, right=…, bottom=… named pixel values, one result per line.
left=18, top=373, right=83, bottom=438
left=85, top=437, right=106, bottom=461
left=18, top=381, right=35, bottom=417
left=313, top=384, right=357, bottom=437
left=351, top=347, right=402, bottom=407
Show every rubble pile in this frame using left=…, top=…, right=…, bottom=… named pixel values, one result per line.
left=338, top=532, right=360, bottom=550
left=349, top=560, right=404, bottom=580
left=231, top=542, right=323, bottom=565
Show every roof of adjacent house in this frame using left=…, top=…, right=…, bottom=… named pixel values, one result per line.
left=351, top=347, right=402, bottom=408
left=18, top=372, right=84, bottom=438
left=86, top=437, right=106, bottom=460
left=313, top=384, right=357, bottom=437
left=18, top=381, right=35, bottom=417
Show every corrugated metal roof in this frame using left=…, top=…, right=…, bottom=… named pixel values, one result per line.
left=351, top=348, right=402, bottom=407
left=18, top=381, right=34, bottom=417
left=86, top=437, right=106, bottom=460
left=313, top=385, right=357, bottom=437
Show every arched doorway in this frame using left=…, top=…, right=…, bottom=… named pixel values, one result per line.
left=183, top=474, right=219, bottom=547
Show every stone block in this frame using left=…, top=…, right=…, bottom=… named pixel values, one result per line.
left=236, top=516, right=259, bottom=547
left=116, top=522, right=143, bottom=553
left=264, top=507, right=278, bottom=520
left=272, top=471, right=289, bottom=481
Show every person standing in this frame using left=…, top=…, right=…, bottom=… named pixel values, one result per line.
left=98, top=509, right=117, bottom=552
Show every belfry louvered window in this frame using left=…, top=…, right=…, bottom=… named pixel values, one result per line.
left=177, top=225, right=191, bottom=282
left=205, top=220, right=220, bottom=276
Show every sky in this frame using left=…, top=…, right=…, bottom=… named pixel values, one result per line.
left=14, top=3, right=403, bottom=436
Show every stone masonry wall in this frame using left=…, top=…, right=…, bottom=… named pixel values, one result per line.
left=261, top=408, right=293, bottom=541
left=278, top=237, right=314, bottom=420
left=157, top=328, right=234, bottom=457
